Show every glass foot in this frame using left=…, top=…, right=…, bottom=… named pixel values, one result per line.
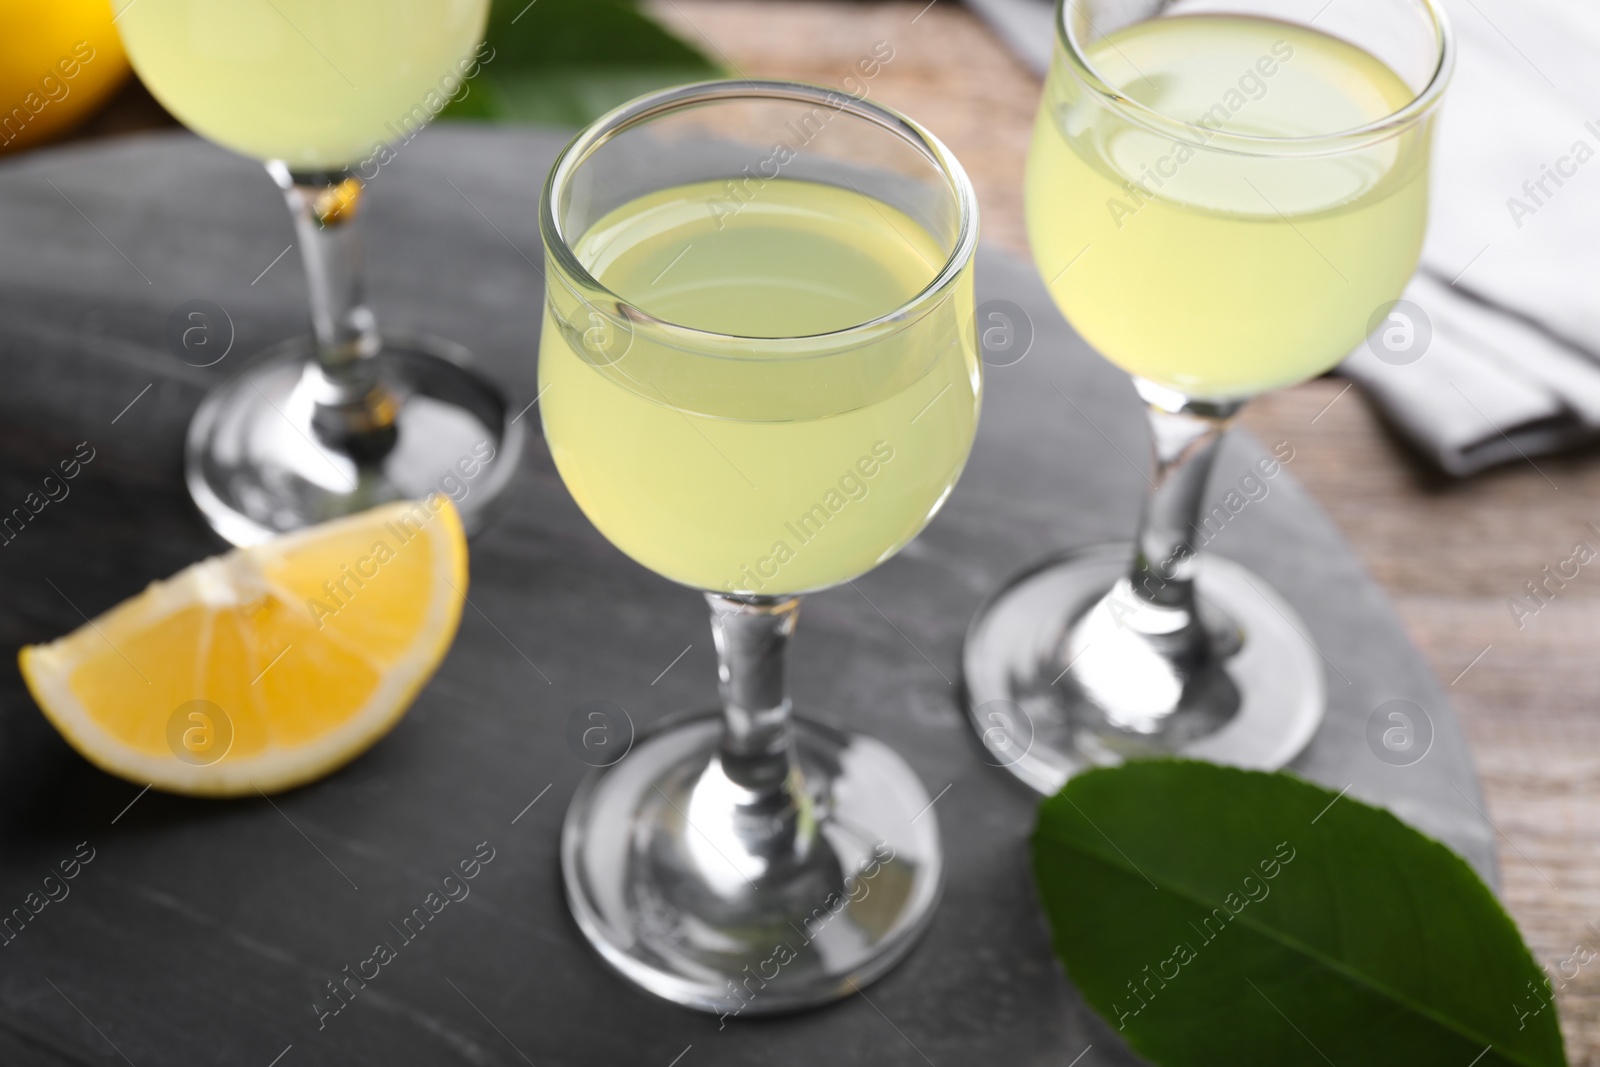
left=185, top=334, right=524, bottom=545
left=963, top=543, right=1325, bottom=794
left=561, top=711, right=943, bottom=1016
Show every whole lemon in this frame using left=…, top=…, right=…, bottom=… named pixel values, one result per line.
left=0, top=0, right=131, bottom=153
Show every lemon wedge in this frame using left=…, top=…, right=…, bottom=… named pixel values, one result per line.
left=20, top=499, right=467, bottom=796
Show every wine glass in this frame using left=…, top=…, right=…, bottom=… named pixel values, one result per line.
left=541, top=81, right=981, bottom=1012
left=965, top=0, right=1453, bottom=792
left=114, top=0, right=522, bottom=545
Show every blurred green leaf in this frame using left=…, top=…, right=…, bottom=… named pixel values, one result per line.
left=441, top=0, right=722, bottom=127
left=1033, top=761, right=1567, bottom=1066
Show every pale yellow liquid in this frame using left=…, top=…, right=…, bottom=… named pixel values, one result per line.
left=115, top=0, right=488, bottom=168
left=540, top=179, right=981, bottom=596
left=1027, top=16, right=1430, bottom=398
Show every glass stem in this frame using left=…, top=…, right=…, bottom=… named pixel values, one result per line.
left=704, top=593, right=812, bottom=870
left=267, top=162, right=398, bottom=457
left=1126, top=378, right=1245, bottom=620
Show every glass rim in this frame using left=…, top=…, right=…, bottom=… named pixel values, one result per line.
left=1055, top=0, right=1455, bottom=156
left=539, top=78, right=980, bottom=352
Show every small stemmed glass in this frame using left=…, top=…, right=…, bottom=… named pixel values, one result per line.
left=540, top=81, right=981, bottom=1012
left=966, top=0, right=1454, bottom=792
left=115, top=0, right=521, bottom=545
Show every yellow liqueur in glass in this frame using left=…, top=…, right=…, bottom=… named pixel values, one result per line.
left=1027, top=15, right=1431, bottom=399
left=541, top=178, right=980, bottom=595
left=965, top=1, right=1452, bottom=793
left=116, top=0, right=489, bottom=169
left=544, top=82, right=979, bottom=1016
left=113, top=0, right=521, bottom=546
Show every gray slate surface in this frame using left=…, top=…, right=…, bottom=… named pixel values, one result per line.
left=0, top=127, right=1493, bottom=1066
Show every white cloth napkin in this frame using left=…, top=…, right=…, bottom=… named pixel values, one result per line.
left=967, top=0, right=1600, bottom=475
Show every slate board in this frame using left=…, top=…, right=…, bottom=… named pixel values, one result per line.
left=0, top=127, right=1495, bottom=1067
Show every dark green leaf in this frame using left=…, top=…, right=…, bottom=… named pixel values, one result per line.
left=441, top=0, right=722, bottom=127
left=1033, top=761, right=1565, bottom=1066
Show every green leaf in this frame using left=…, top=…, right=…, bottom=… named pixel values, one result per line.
left=441, top=0, right=722, bottom=127
left=1032, top=761, right=1566, bottom=1066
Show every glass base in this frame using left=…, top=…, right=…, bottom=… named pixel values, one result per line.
left=963, top=543, right=1325, bottom=794
left=184, top=334, right=523, bottom=545
left=562, top=711, right=944, bottom=1016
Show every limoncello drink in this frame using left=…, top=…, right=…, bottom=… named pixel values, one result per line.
left=1028, top=15, right=1430, bottom=398
left=115, top=0, right=488, bottom=169
left=541, top=179, right=981, bottom=596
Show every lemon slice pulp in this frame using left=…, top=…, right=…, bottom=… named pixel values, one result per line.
left=20, top=499, right=467, bottom=796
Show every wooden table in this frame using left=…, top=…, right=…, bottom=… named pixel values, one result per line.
left=45, top=0, right=1600, bottom=1056
left=642, top=0, right=1600, bottom=1055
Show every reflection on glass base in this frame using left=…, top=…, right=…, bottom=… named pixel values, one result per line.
left=963, top=543, right=1325, bottom=795
left=562, top=712, right=943, bottom=1015
left=185, top=335, right=523, bottom=546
